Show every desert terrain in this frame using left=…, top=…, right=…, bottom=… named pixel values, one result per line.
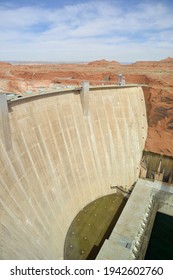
left=0, top=57, right=173, bottom=157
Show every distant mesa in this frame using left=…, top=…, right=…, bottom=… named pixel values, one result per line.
left=158, top=57, right=173, bottom=65
left=159, top=57, right=173, bottom=62
left=131, top=57, right=173, bottom=67
left=0, top=61, right=12, bottom=67
left=87, top=59, right=121, bottom=66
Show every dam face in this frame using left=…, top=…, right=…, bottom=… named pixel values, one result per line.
left=0, top=86, right=147, bottom=259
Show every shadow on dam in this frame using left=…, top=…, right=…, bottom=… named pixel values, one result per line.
left=0, top=85, right=147, bottom=259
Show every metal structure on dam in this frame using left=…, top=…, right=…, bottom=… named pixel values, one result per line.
left=0, top=83, right=163, bottom=259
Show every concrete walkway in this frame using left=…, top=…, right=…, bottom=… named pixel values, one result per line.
left=97, top=178, right=173, bottom=259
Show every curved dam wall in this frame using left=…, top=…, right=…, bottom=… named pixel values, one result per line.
left=0, top=86, right=147, bottom=259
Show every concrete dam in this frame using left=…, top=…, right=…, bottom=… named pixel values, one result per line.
left=0, top=85, right=150, bottom=259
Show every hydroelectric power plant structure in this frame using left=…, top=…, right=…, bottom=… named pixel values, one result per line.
left=0, top=83, right=173, bottom=260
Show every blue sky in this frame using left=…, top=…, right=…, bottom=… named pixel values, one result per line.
left=0, top=0, right=173, bottom=62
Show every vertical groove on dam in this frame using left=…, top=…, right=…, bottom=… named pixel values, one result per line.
left=0, top=86, right=148, bottom=259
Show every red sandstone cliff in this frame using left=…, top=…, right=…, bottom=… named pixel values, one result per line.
left=0, top=58, right=173, bottom=157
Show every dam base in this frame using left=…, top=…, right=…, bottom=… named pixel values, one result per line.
left=64, top=193, right=127, bottom=260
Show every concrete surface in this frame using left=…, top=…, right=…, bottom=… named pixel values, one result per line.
left=0, top=86, right=147, bottom=259
left=97, top=178, right=173, bottom=260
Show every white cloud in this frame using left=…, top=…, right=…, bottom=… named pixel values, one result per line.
left=0, top=1, right=173, bottom=61
left=0, top=7, right=47, bottom=29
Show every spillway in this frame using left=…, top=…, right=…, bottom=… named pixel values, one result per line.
left=0, top=85, right=148, bottom=259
